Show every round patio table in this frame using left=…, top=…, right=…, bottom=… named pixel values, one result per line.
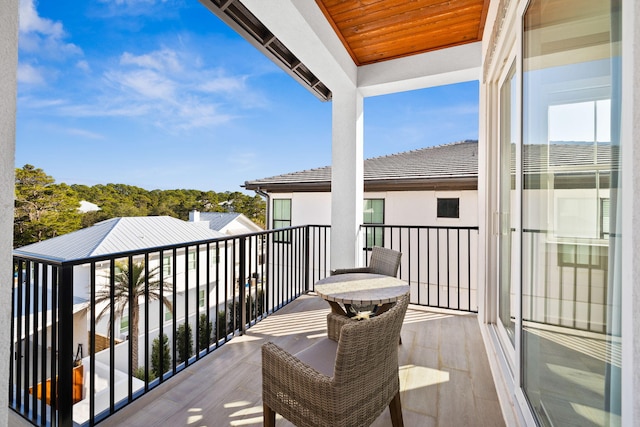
left=314, top=272, right=409, bottom=317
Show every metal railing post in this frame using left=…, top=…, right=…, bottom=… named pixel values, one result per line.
left=239, top=237, right=247, bottom=335
left=58, top=263, right=74, bottom=427
left=304, top=226, right=310, bottom=292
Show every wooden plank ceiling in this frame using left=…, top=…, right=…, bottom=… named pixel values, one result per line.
left=315, top=0, right=491, bottom=66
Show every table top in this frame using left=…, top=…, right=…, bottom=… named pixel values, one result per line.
left=314, top=273, right=409, bottom=305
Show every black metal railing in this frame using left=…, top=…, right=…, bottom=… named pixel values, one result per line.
left=11, top=223, right=479, bottom=426
left=10, top=225, right=331, bottom=427
left=357, top=225, right=480, bottom=312
left=522, top=229, right=609, bottom=333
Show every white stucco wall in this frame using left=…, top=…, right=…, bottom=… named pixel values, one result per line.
left=0, top=0, right=18, bottom=424
left=274, top=190, right=479, bottom=228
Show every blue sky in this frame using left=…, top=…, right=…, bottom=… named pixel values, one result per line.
left=16, top=0, right=479, bottom=193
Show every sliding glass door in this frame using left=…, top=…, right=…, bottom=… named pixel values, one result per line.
left=520, top=0, right=622, bottom=425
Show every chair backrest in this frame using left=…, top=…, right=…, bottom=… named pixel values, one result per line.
left=332, top=293, right=409, bottom=386
left=367, top=246, right=402, bottom=277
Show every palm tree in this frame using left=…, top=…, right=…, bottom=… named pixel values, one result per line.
left=95, top=260, right=173, bottom=374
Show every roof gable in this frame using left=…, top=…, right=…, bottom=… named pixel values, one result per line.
left=198, top=212, right=241, bottom=232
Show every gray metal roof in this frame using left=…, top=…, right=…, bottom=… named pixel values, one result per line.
left=197, top=212, right=242, bottom=232
left=14, top=216, right=225, bottom=262
left=244, top=140, right=479, bottom=192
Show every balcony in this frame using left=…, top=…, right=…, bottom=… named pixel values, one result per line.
left=81, top=295, right=502, bottom=427
left=11, top=224, right=497, bottom=426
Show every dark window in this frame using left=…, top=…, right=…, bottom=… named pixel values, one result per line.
left=437, top=198, right=459, bottom=218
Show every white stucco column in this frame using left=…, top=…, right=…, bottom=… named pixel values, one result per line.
left=330, top=87, right=364, bottom=270
left=0, top=0, right=18, bottom=424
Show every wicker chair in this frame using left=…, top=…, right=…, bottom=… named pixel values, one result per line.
left=328, top=247, right=403, bottom=340
left=330, top=246, right=402, bottom=277
left=262, top=294, right=409, bottom=427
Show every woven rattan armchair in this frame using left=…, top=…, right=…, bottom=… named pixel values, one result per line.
left=330, top=246, right=402, bottom=277
left=262, top=294, right=409, bottom=427
left=328, top=247, right=403, bottom=340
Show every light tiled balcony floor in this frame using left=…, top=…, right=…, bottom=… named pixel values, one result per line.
left=13, top=294, right=506, bottom=427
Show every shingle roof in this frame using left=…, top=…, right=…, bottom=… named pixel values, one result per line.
left=197, top=212, right=242, bottom=232
left=244, top=140, right=479, bottom=192
left=243, top=140, right=618, bottom=193
left=14, top=216, right=225, bottom=262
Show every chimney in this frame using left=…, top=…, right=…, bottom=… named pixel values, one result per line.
left=189, top=209, right=200, bottom=222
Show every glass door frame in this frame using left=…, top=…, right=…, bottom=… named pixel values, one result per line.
left=495, top=53, right=520, bottom=379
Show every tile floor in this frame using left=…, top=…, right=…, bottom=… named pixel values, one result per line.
left=11, top=293, right=506, bottom=427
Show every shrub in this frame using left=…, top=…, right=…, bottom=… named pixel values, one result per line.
left=151, top=333, right=170, bottom=378
left=217, top=310, right=227, bottom=339
left=176, top=323, right=193, bottom=363
left=198, top=314, right=213, bottom=351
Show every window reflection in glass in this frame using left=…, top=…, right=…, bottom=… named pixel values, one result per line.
left=522, top=0, right=621, bottom=426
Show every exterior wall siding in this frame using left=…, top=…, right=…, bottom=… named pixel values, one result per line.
left=272, top=190, right=479, bottom=228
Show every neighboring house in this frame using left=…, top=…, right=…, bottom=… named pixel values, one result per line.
left=188, top=210, right=264, bottom=235
left=13, top=216, right=263, bottom=424
left=77, top=200, right=100, bottom=213
left=244, top=140, right=480, bottom=232
left=246, top=140, right=613, bottom=332
left=13, top=216, right=230, bottom=367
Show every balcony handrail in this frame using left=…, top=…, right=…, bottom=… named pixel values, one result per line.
left=12, top=225, right=311, bottom=267
left=10, top=223, right=477, bottom=427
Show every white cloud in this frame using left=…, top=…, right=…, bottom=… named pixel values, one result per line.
left=106, top=69, right=177, bottom=100
left=18, top=96, right=66, bottom=108
left=76, top=60, right=90, bottom=72
left=21, top=42, right=263, bottom=133
left=172, top=100, right=236, bottom=130
left=95, top=0, right=173, bottom=17
left=19, top=0, right=63, bottom=37
left=58, top=102, right=151, bottom=118
left=65, top=128, right=105, bottom=140
left=97, top=47, right=252, bottom=130
left=199, top=75, right=248, bottom=95
left=120, top=49, right=182, bottom=73
left=102, top=0, right=168, bottom=5
left=17, top=63, right=46, bottom=85
left=18, top=0, right=82, bottom=58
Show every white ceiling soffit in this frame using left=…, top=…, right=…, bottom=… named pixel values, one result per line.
left=203, top=1, right=482, bottom=100
left=357, top=42, right=483, bottom=97
left=239, top=0, right=357, bottom=93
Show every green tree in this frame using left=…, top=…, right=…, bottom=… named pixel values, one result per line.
left=151, top=333, right=171, bottom=379
left=198, top=314, right=213, bottom=351
left=176, top=322, right=193, bottom=363
left=95, top=260, right=173, bottom=374
left=219, top=191, right=266, bottom=228
left=16, top=165, right=266, bottom=238
left=14, top=164, right=81, bottom=247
